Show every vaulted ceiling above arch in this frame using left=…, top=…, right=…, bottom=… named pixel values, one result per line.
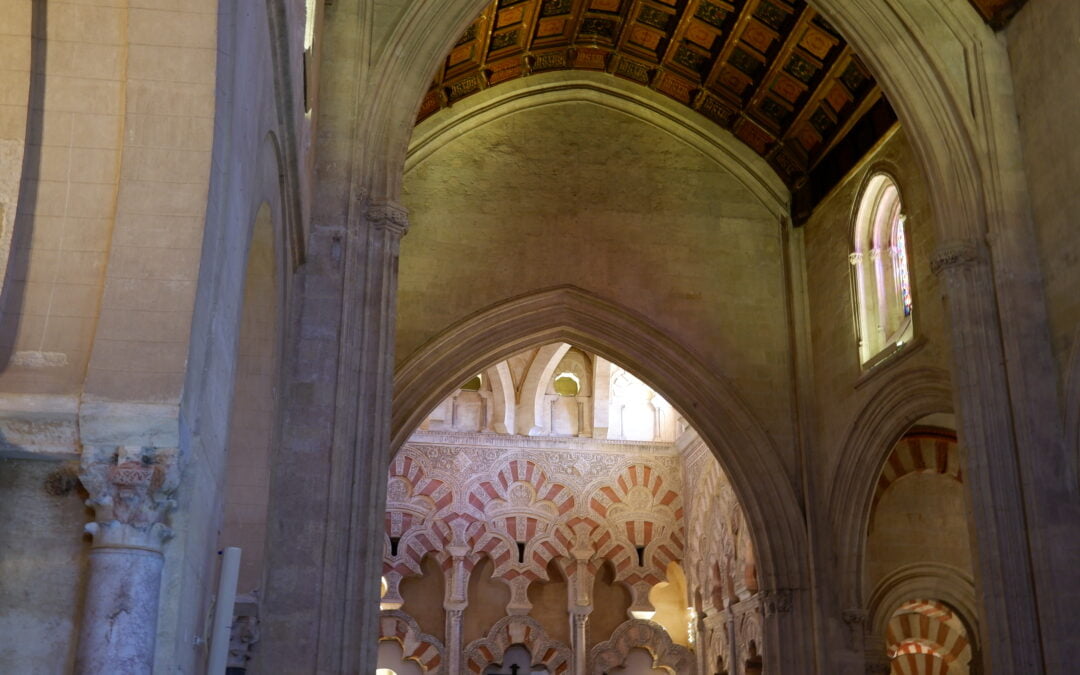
left=417, top=0, right=896, bottom=196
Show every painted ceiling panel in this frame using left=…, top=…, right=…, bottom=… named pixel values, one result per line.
left=418, top=0, right=1026, bottom=194
left=419, top=0, right=888, bottom=192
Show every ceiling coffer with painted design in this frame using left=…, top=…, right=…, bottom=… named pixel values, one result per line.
left=419, top=0, right=892, bottom=192
left=418, top=0, right=1028, bottom=202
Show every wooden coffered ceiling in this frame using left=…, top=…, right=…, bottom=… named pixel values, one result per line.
left=418, top=0, right=891, bottom=196
left=969, top=0, right=1029, bottom=29
left=417, top=0, right=1026, bottom=213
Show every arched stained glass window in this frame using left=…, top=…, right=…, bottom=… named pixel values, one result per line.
left=851, top=173, right=914, bottom=366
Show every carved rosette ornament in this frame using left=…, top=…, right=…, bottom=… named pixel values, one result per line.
left=79, top=445, right=179, bottom=551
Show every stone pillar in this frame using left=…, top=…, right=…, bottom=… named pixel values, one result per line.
left=930, top=240, right=1044, bottom=671
left=75, top=445, right=178, bottom=675
left=313, top=198, right=408, bottom=673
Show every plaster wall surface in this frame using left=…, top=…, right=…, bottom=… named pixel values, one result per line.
left=400, top=554, right=448, bottom=643
left=801, top=128, right=951, bottom=476
left=218, top=204, right=278, bottom=594
left=527, top=560, right=571, bottom=646
left=0, top=0, right=129, bottom=395
left=1007, top=0, right=1080, bottom=387
left=0, top=459, right=87, bottom=674
left=400, top=100, right=795, bottom=463
left=0, top=0, right=31, bottom=321
left=865, top=473, right=973, bottom=592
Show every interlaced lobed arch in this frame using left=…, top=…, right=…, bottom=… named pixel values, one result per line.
left=392, top=285, right=810, bottom=671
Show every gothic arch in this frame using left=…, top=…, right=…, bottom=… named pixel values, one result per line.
left=827, top=366, right=954, bottom=608
left=589, top=619, right=696, bottom=675
left=405, top=71, right=788, bottom=214
left=353, top=0, right=1022, bottom=261
left=393, top=285, right=811, bottom=670
left=867, top=564, right=979, bottom=647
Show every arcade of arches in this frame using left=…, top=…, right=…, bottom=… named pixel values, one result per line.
left=0, top=0, right=1079, bottom=674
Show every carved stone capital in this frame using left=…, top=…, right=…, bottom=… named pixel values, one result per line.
left=366, top=200, right=409, bottom=237
left=841, top=608, right=868, bottom=650
left=79, top=445, right=179, bottom=551
left=762, top=588, right=793, bottom=616
left=930, top=239, right=987, bottom=276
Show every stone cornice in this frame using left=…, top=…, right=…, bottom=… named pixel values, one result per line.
left=0, top=395, right=180, bottom=459
left=406, top=429, right=678, bottom=455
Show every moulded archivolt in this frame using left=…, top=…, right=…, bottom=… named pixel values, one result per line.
left=588, top=618, right=697, bottom=675
left=462, top=614, right=572, bottom=674
left=379, top=609, right=446, bottom=674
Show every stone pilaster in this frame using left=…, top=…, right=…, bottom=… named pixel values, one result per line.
left=75, top=445, right=178, bottom=675
left=314, top=197, right=408, bottom=673
left=931, top=239, right=1044, bottom=672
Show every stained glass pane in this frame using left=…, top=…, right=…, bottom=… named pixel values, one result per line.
left=895, top=217, right=912, bottom=316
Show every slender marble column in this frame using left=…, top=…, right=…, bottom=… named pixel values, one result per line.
left=571, top=609, right=588, bottom=675
left=445, top=608, right=464, bottom=674
left=75, top=445, right=178, bottom=675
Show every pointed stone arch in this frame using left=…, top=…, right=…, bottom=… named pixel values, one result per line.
left=295, top=0, right=1073, bottom=670
left=827, top=366, right=954, bottom=609
left=393, top=285, right=811, bottom=670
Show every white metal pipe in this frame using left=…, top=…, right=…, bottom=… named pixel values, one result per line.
left=207, top=547, right=242, bottom=674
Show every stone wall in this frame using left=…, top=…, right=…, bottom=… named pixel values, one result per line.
left=0, top=459, right=88, bottom=674
left=399, top=92, right=797, bottom=471
left=801, top=127, right=952, bottom=480
left=1007, top=0, right=1080, bottom=462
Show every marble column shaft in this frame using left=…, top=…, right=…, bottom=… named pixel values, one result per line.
left=75, top=445, right=177, bottom=675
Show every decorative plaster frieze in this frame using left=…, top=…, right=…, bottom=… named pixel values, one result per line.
left=408, top=429, right=677, bottom=454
